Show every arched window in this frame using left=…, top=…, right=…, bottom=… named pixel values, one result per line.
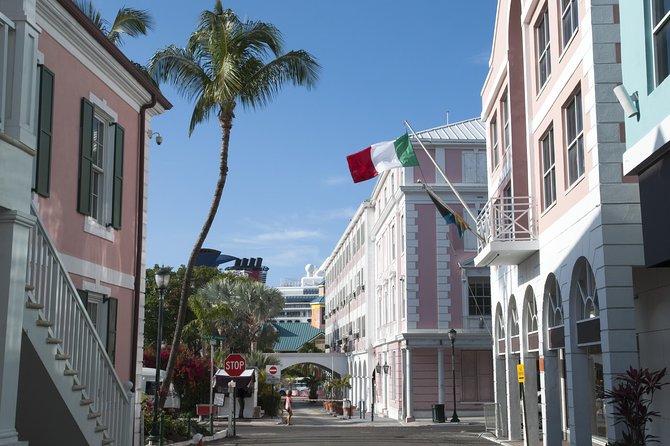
left=496, top=304, right=505, bottom=355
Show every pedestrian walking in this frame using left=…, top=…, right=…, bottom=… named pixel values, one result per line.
left=285, top=390, right=293, bottom=425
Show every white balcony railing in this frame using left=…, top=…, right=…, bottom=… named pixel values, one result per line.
left=0, top=12, right=15, bottom=133
left=476, top=196, right=536, bottom=246
left=26, top=206, right=131, bottom=444
left=474, top=196, right=539, bottom=266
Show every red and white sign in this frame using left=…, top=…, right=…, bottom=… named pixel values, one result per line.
left=266, top=364, right=280, bottom=384
left=223, top=353, right=246, bottom=377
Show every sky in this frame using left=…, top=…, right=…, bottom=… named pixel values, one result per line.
left=98, top=1, right=498, bottom=286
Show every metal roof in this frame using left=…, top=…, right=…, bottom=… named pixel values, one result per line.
left=411, top=118, right=486, bottom=142
left=272, top=322, right=324, bottom=352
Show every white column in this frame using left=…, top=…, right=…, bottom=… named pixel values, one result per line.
left=437, top=348, right=445, bottom=404
left=542, top=353, right=564, bottom=446
left=522, top=355, right=539, bottom=446
left=405, top=348, right=414, bottom=422
left=566, top=349, right=592, bottom=446
left=494, top=355, right=508, bottom=437
left=506, top=355, right=522, bottom=440
left=1, top=0, right=39, bottom=148
left=0, top=210, right=34, bottom=445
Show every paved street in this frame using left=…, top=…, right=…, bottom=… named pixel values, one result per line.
left=208, top=400, right=499, bottom=445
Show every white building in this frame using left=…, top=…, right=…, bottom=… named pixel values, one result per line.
left=324, top=120, right=494, bottom=421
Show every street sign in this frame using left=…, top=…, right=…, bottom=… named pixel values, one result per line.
left=205, top=334, right=225, bottom=341
left=223, top=353, right=246, bottom=377
left=517, top=364, right=525, bottom=383
left=266, top=365, right=280, bottom=384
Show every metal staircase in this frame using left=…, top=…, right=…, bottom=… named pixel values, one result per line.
left=22, top=206, right=132, bottom=446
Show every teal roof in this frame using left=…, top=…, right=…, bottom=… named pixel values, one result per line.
left=310, top=296, right=325, bottom=304
left=273, top=322, right=324, bottom=352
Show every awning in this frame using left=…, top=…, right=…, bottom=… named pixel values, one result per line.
left=214, top=368, right=255, bottom=394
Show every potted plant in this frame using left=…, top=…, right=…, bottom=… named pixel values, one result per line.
left=604, top=366, right=667, bottom=446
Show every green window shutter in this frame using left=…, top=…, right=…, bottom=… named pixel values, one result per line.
left=106, top=297, right=118, bottom=364
left=77, top=98, right=94, bottom=215
left=35, top=65, right=55, bottom=197
left=77, top=289, right=89, bottom=308
left=111, top=123, right=124, bottom=229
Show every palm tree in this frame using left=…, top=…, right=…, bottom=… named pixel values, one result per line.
left=75, top=0, right=154, bottom=46
left=148, top=1, right=319, bottom=406
left=183, top=294, right=232, bottom=354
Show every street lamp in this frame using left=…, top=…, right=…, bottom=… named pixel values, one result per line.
left=149, top=267, right=171, bottom=443
left=371, top=369, right=376, bottom=422
left=448, top=328, right=459, bottom=422
left=382, top=362, right=390, bottom=375
left=209, top=338, right=217, bottom=436
left=375, top=362, right=382, bottom=374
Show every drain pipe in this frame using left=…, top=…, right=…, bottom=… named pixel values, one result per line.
left=131, top=93, right=157, bottom=393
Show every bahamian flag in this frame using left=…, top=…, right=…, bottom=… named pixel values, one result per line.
left=424, top=184, right=469, bottom=238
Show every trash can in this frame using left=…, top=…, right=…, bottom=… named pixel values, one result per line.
left=432, top=404, right=445, bottom=423
left=343, top=399, right=352, bottom=419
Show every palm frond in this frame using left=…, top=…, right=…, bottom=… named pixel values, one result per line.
left=74, top=0, right=108, bottom=34
left=108, top=7, right=154, bottom=46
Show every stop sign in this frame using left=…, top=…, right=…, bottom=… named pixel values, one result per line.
left=269, top=365, right=277, bottom=375
left=223, top=353, right=246, bottom=377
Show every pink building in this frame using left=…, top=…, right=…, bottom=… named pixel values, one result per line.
left=478, top=1, right=642, bottom=445
left=324, top=119, right=493, bottom=421
left=0, top=1, right=170, bottom=444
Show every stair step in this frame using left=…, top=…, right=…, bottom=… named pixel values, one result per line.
left=72, top=384, right=87, bottom=391
left=80, top=398, right=94, bottom=406
left=26, top=301, right=44, bottom=309
left=95, top=424, right=107, bottom=433
left=36, top=319, right=53, bottom=327
left=102, top=438, right=114, bottom=445
left=55, top=353, right=71, bottom=360
left=88, top=411, right=102, bottom=420
left=46, top=337, right=63, bottom=344
left=64, top=369, right=79, bottom=376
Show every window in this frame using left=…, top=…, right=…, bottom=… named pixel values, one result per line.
left=536, top=8, right=551, bottom=88
left=490, top=116, right=499, bottom=168
left=468, top=277, right=491, bottom=316
left=78, top=97, right=125, bottom=230
left=463, top=208, right=478, bottom=251
left=400, top=215, right=405, bottom=253
left=502, top=93, right=511, bottom=155
left=78, top=290, right=118, bottom=363
left=561, top=0, right=578, bottom=48
left=652, top=0, right=670, bottom=84
left=565, top=91, right=584, bottom=185
left=540, top=127, right=556, bottom=209
left=391, top=224, right=396, bottom=259
left=463, top=150, right=487, bottom=183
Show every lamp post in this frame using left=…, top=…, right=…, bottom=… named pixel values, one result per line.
left=448, top=328, right=460, bottom=423
left=149, top=267, right=170, bottom=443
left=371, top=369, right=376, bottom=422
left=209, top=338, right=217, bottom=436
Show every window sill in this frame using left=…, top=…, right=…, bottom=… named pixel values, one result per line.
left=558, top=27, right=579, bottom=63
left=540, top=200, right=557, bottom=217
left=564, top=173, right=585, bottom=196
left=84, top=217, right=115, bottom=242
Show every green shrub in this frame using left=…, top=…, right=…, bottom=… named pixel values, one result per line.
left=258, top=382, right=281, bottom=417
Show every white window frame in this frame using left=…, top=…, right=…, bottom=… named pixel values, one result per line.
left=561, top=0, right=578, bottom=48
left=491, top=115, right=499, bottom=168
left=84, top=93, right=118, bottom=241
left=565, top=91, right=584, bottom=186
left=502, top=93, right=511, bottom=156
left=536, top=8, right=551, bottom=89
left=541, top=127, right=556, bottom=209
left=651, top=0, right=670, bottom=85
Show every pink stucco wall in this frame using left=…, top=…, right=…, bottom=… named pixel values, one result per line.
left=416, top=204, right=437, bottom=329
left=37, top=32, right=140, bottom=276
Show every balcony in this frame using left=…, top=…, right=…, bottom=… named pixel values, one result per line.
left=474, top=195, right=539, bottom=266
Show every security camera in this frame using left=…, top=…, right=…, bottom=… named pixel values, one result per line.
left=613, top=84, right=639, bottom=118
left=147, top=130, right=164, bottom=145
left=155, top=134, right=163, bottom=145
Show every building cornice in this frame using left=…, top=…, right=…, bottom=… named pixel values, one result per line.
left=38, top=0, right=171, bottom=113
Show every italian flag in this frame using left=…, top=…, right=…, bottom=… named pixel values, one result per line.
left=346, top=133, right=419, bottom=183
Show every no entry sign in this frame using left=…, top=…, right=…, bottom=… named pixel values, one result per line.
left=223, top=353, right=246, bottom=377
left=266, top=364, right=280, bottom=384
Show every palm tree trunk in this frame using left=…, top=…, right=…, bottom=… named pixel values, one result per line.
left=160, top=108, right=234, bottom=407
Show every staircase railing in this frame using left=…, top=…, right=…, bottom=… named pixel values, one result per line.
left=25, top=206, right=131, bottom=444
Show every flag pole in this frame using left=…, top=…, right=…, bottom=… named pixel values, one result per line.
left=404, top=120, right=485, bottom=241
